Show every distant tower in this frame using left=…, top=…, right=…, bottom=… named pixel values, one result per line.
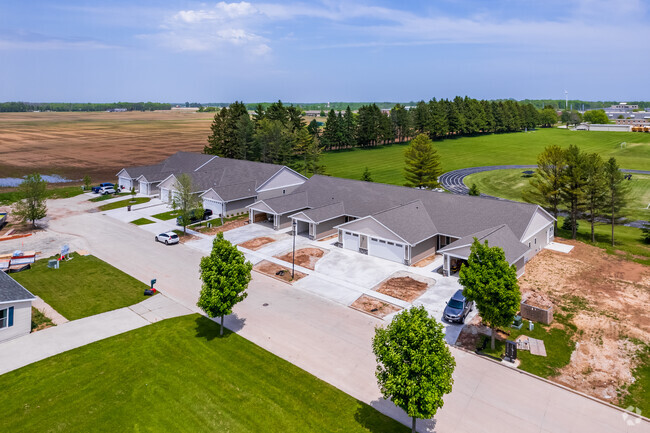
left=564, top=90, right=568, bottom=110
left=327, top=102, right=330, bottom=108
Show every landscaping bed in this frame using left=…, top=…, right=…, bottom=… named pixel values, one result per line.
left=172, top=229, right=198, bottom=244
left=193, top=215, right=248, bottom=235
left=518, top=238, right=650, bottom=411
left=11, top=252, right=149, bottom=320
left=373, top=271, right=435, bottom=302
left=0, top=315, right=407, bottom=432
left=274, top=247, right=326, bottom=270
left=239, top=236, right=276, bottom=251
left=350, top=294, right=401, bottom=319
left=31, top=307, right=55, bottom=332
left=253, top=260, right=306, bottom=283
left=412, top=254, right=439, bottom=268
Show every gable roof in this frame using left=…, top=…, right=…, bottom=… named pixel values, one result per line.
left=289, top=202, right=345, bottom=223
left=372, top=200, right=437, bottom=245
left=0, top=271, right=36, bottom=304
left=439, top=224, right=529, bottom=263
left=335, top=216, right=406, bottom=243
left=247, top=192, right=308, bottom=214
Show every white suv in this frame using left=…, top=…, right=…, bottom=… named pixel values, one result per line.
left=98, top=186, right=116, bottom=195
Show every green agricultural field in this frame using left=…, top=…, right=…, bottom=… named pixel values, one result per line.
left=0, top=315, right=407, bottom=433
left=11, top=253, right=148, bottom=320
left=320, top=128, right=650, bottom=185
left=464, top=169, right=650, bottom=222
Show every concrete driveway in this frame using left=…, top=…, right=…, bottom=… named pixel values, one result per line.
left=5, top=194, right=646, bottom=432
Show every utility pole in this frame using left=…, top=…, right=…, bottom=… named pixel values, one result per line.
left=291, top=220, right=296, bottom=279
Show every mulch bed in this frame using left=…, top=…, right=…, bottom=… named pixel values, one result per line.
left=350, top=294, right=402, bottom=319
left=253, top=260, right=307, bottom=284
left=274, top=247, right=326, bottom=270
left=375, top=276, right=428, bottom=303
left=239, top=237, right=276, bottom=251
left=195, top=218, right=248, bottom=235
left=412, top=254, right=439, bottom=268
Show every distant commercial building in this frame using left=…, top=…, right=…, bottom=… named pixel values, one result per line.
left=575, top=123, right=633, bottom=132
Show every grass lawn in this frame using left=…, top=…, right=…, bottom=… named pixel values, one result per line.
left=0, top=315, right=407, bottom=433
left=130, top=217, right=155, bottom=225
left=89, top=192, right=127, bottom=202
left=151, top=209, right=181, bottom=220
left=620, top=341, right=650, bottom=415
left=320, top=128, right=650, bottom=185
left=477, top=317, right=575, bottom=378
left=464, top=169, right=650, bottom=222
left=11, top=253, right=148, bottom=320
left=98, top=197, right=150, bottom=211
left=0, top=185, right=85, bottom=205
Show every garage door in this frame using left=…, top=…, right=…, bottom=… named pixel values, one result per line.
left=203, top=198, right=223, bottom=216
left=342, top=231, right=359, bottom=251
left=119, top=176, right=132, bottom=190
left=140, top=182, right=149, bottom=196
left=369, top=238, right=404, bottom=263
left=160, top=188, right=170, bottom=202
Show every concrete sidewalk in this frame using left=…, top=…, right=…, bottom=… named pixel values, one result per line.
left=0, top=295, right=193, bottom=375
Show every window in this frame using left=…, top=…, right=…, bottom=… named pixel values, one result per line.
left=0, top=307, right=12, bottom=329
left=282, top=189, right=286, bottom=194
left=387, top=242, right=393, bottom=245
left=528, top=242, right=531, bottom=247
left=534, top=238, right=537, bottom=244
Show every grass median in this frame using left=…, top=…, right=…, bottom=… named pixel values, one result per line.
left=98, top=197, right=150, bottom=211
left=0, top=314, right=408, bottom=433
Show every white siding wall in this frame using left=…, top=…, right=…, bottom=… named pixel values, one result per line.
left=0, top=300, right=32, bottom=343
left=118, top=176, right=132, bottom=191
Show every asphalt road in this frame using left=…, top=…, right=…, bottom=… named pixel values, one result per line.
left=2, top=195, right=648, bottom=432
left=439, top=165, right=650, bottom=197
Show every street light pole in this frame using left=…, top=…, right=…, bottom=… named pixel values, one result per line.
left=292, top=220, right=296, bottom=279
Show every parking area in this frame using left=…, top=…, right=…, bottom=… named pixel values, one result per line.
left=111, top=215, right=473, bottom=343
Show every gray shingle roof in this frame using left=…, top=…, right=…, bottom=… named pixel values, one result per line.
left=439, top=224, right=529, bottom=263
left=372, top=200, right=437, bottom=244
left=253, top=192, right=308, bottom=214
left=0, top=272, right=36, bottom=303
left=290, top=202, right=345, bottom=223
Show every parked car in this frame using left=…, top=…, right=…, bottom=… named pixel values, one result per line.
left=443, top=290, right=473, bottom=324
left=155, top=232, right=179, bottom=245
left=92, top=182, right=115, bottom=193
left=176, top=208, right=213, bottom=226
left=98, top=186, right=117, bottom=195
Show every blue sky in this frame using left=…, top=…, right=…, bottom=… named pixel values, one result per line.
left=1, top=0, right=649, bottom=103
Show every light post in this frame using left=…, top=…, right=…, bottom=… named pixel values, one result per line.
left=292, top=220, right=297, bottom=279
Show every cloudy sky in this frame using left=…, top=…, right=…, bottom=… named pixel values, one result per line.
left=1, top=0, right=649, bottom=103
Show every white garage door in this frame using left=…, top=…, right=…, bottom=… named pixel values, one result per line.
left=369, top=238, right=404, bottom=263
left=140, top=182, right=149, bottom=196
left=342, top=231, right=359, bottom=251
left=160, top=188, right=170, bottom=202
left=203, top=198, right=223, bottom=216
left=119, top=176, right=132, bottom=190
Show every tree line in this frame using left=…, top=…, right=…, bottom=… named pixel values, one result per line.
left=317, top=97, right=559, bottom=151
left=0, top=102, right=172, bottom=112
left=204, top=100, right=324, bottom=176
left=524, top=145, right=630, bottom=246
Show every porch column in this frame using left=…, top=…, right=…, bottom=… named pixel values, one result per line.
left=249, top=209, right=253, bottom=224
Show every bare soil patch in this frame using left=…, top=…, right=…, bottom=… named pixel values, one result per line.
left=350, top=294, right=402, bottom=319
left=412, top=254, right=440, bottom=268
left=318, top=234, right=338, bottom=242
left=174, top=232, right=198, bottom=244
left=274, top=247, right=326, bottom=270
left=195, top=218, right=248, bottom=235
left=254, top=260, right=306, bottom=283
left=374, top=271, right=435, bottom=302
left=239, top=237, right=276, bottom=251
left=0, top=110, right=214, bottom=180
left=519, top=237, right=650, bottom=403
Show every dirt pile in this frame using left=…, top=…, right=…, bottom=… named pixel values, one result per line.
left=253, top=260, right=306, bottom=283
left=239, top=237, right=276, bottom=250
left=350, top=295, right=401, bottom=319
left=375, top=274, right=433, bottom=302
left=274, top=247, right=325, bottom=270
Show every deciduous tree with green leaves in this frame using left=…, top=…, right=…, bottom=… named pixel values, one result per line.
left=459, top=239, right=521, bottom=350
left=171, top=173, right=201, bottom=234
left=83, top=175, right=92, bottom=191
left=404, top=133, right=442, bottom=189
left=372, top=306, right=455, bottom=433
left=14, top=173, right=47, bottom=228
left=198, top=233, right=252, bottom=336
left=603, top=157, right=630, bottom=247
left=523, top=145, right=566, bottom=230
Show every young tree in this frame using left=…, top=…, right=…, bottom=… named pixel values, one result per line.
left=14, top=173, right=47, bottom=228
left=583, top=153, right=607, bottom=242
left=459, top=239, right=521, bottom=350
left=560, top=145, right=587, bottom=239
left=372, top=306, right=455, bottom=433
left=361, top=167, right=373, bottom=182
left=130, top=186, right=136, bottom=201
left=603, top=158, right=629, bottom=247
left=198, top=233, right=252, bottom=336
left=83, top=175, right=92, bottom=191
left=404, top=133, right=442, bottom=189
left=641, top=222, right=650, bottom=245
left=171, top=173, right=201, bottom=234
left=523, top=145, right=565, bottom=230
left=468, top=183, right=480, bottom=196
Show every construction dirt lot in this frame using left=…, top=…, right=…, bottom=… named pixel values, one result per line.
left=239, top=237, right=276, bottom=251
left=518, top=238, right=650, bottom=404
left=274, top=247, right=326, bottom=271
left=350, top=294, right=402, bottom=319
left=374, top=271, right=436, bottom=303
left=253, top=260, right=307, bottom=283
left=0, top=110, right=214, bottom=180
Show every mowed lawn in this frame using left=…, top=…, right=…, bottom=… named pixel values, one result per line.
left=0, top=315, right=408, bottom=433
left=464, top=169, right=650, bottom=222
left=320, top=128, right=650, bottom=185
left=11, top=253, right=148, bottom=320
